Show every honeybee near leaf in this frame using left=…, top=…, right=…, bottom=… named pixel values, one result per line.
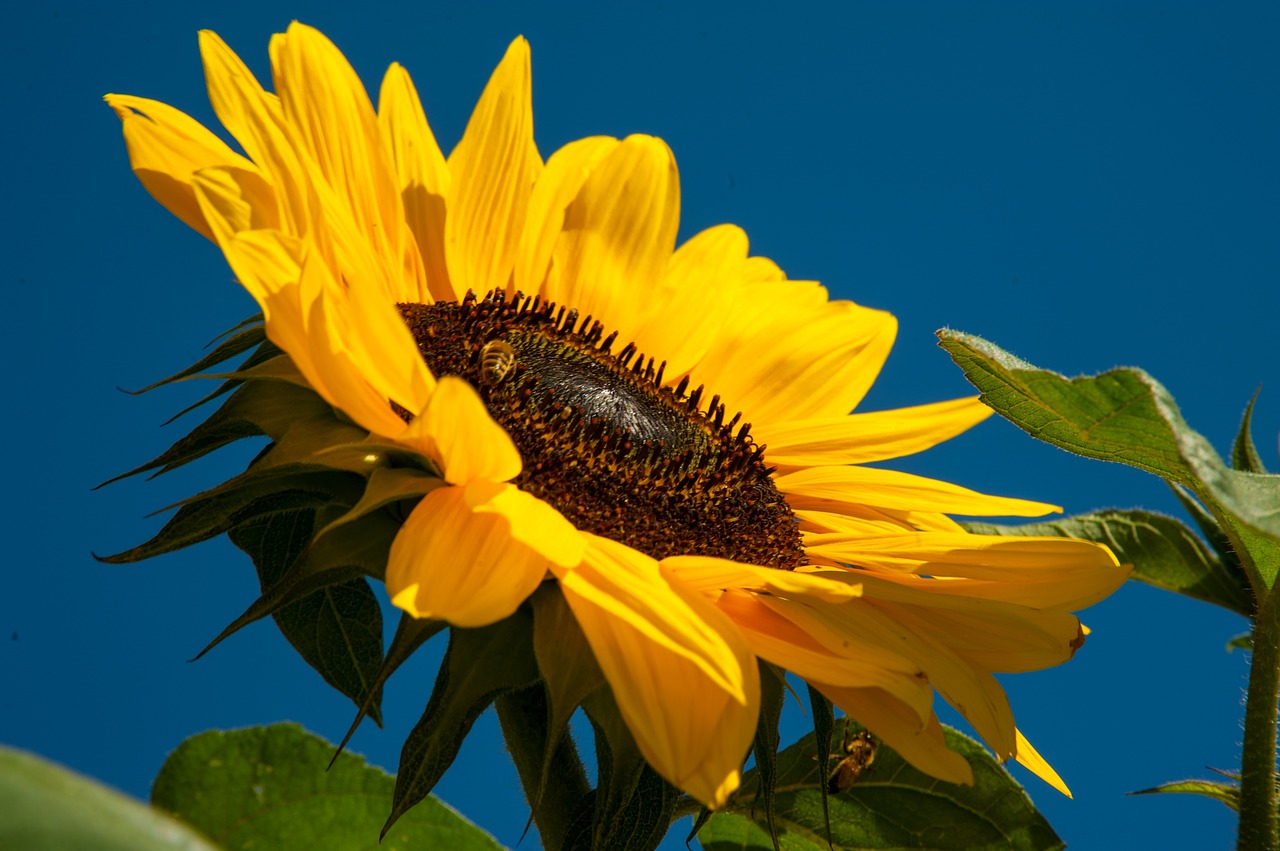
left=827, top=720, right=877, bottom=793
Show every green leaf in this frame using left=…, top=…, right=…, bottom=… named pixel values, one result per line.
left=574, top=689, right=679, bottom=851
left=965, top=509, right=1254, bottom=617
left=1233, top=391, right=1268, bottom=473
left=129, top=320, right=264, bottom=395
left=195, top=507, right=400, bottom=662
left=701, top=724, right=1062, bottom=851
left=939, top=330, right=1280, bottom=591
left=1229, top=632, right=1255, bottom=652
left=0, top=746, right=217, bottom=851
left=96, top=473, right=356, bottom=564
left=228, top=507, right=385, bottom=724
left=333, top=613, right=448, bottom=761
left=151, top=723, right=505, bottom=850
left=748, top=662, right=787, bottom=851
left=530, top=584, right=604, bottom=794
left=387, top=613, right=541, bottom=835
left=1131, top=778, right=1241, bottom=813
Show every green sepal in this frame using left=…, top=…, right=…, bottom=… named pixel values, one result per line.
left=965, top=508, right=1254, bottom=617
left=700, top=722, right=1062, bottom=851
left=151, top=724, right=504, bottom=851
left=939, top=330, right=1280, bottom=593
left=0, top=746, right=218, bottom=851
left=572, top=689, right=679, bottom=851
left=313, top=465, right=443, bottom=542
left=195, top=505, right=400, bottom=661
left=96, top=470, right=358, bottom=564
left=495, top=683, right=590, bottom=851
left=807, top=685, right=837, bottom=845
left=228, top=505, right=386, bottom=724
left=99, top=373, right=331, bottom=488
left=385, top=611, right=542, bottom=837
left=127, top=318, right=264, bottom=396
left=747, top=662, right=787, bottom=851
left=1131, top=778, right=1242, bottom=813
left=1233, top=390, right=1267, bottom=473
left=332, top=612, right=448, bottom=764
left=530, top=583, right=605, bottom=804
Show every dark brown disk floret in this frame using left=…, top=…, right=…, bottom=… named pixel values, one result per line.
left=398, top=290, right=805, bottom=569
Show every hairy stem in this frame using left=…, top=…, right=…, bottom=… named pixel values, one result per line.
left=1238, top=590, right=1280, bottom=851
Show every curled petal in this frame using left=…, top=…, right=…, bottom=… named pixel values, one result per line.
left=388, top=481, right=583, bottom=627
left=813, top=682, right=975, bottom=786
left=552, top=535, right=758, bottom=808
left=398, top=375, right=521, bottom=484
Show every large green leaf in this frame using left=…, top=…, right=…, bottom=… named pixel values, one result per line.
left=151, top=724, right=504, bottom=850
left=939, top=330, right=1280, bottom=591
left=965, top=509, right=1253, bottom=617
left=0, top=746, right=216, bottom=851
left=699, top=724, right=1062, bottom=851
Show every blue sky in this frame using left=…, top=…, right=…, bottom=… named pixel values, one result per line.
left=4, top=2, right=1278, bottom=848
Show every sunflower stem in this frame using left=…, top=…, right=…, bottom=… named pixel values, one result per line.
left=1238, top=588, right=1280, bottom=851
left=496, top=687, right=590, bottom=850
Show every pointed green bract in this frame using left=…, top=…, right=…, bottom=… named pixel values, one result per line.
left=749, top=662, right=787, bottom=851
left=699, top=723, right=1062, bottom=851
left=151, top=724, right=504, bottom=850
left=386, top=613, right=542, bottom=836
left=1233, top=392, right=1268, bottom=474
left=0, top=747, right=217, bottom=851
left=939, top=330, right=1280, bottom=592
left=965, top=509, right=1253, bottom=616
left=1131, top=778, right=1242, bottom=813
left=576, top=689, right=680, bottom=851
left=228, top=507, right=386, bottom=724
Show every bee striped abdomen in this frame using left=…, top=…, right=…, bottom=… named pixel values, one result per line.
left=479, top=339, right=518, bottom=386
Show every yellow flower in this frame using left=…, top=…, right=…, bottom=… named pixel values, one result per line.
left=107, top=23, right=1129, bottom=808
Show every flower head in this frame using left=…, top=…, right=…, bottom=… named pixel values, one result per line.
left=107, top=24, right=1129, bottom=811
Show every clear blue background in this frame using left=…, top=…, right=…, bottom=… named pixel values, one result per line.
left=4, top=2, right=1277, bottom=848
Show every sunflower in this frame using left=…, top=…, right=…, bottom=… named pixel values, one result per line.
left=106, top=24, right=1129, bottom=811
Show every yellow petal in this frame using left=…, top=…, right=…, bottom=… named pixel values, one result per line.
left=804, top=533, right=1127, bottom=610
left=105, top=94, right=268, bottom=241
left=514, top=135, right=620, bottom=297
left=446, top=37, right=538, bottom=296
left=397, top=375, right=521, bottom=484
left=812, top=683, right=975, bottom=786
left=758, top=396, right=993, bottom=467
left=270, top=23, right=420, bottom=302
left=661, top=554, right=861, bottom=603
left=388, top=481, right=582, bottom=627
left=204, top=224, right=409, bottom=439
left=1015, top=728, right=1072, bottom=797
left=637, top=225, right=749, bottom=379
left=379, top=62, right=452, bottom=303
left=713, top=590, right=934, bottom=722
left=775, top=465, right=1061, bottom=517
left=540, top=135, right=680, bottom=347
left=690, top=287, right=898, bottom=427
left=552, top=535, right=758, bottom=808
left=199, top=30, right=311, bottom=237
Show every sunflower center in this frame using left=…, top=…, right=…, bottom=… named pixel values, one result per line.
left=398, top=291, right=805, bottom=569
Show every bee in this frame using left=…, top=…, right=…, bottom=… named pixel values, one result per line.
left=827, top=720, right=877, bottom=793
left=478, top=339, right=518, bottom=386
